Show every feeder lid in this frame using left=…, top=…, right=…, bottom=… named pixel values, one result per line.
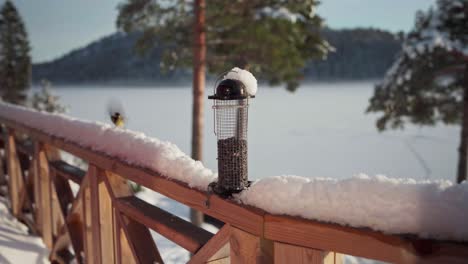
left=208, top=79, right=255, bottom=100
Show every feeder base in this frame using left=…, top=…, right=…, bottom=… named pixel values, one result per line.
left=208, top=181, right=252, bottom=198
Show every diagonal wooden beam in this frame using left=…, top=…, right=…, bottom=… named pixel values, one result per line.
left=66, top=175, right=88, bottom=264
left=51, top=168, right=74, bottom=218
left=189, top=224, right=231, bottom=264
left=49, top=171, right=88, bottom=264
left=115, top=212, right=137, bottom=264
left=101, top=170, right=164, bottom=263
left=116, top=212, right=163, bottom=264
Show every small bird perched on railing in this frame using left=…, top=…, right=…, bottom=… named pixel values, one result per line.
left=107, top=99, right=126, bottom=128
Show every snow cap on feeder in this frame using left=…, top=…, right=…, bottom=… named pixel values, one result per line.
left=208, top=67, right=257, bottom=100
left=208, top=67, right=256, bottom=195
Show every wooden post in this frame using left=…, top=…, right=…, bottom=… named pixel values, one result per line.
left=0, top=144, right=6, bottom=186
left=36, top=143, right=53, bottom=248
left=35, top=143, right=61, bottom=249
left=32, top=142, right=42, bottom=234
left=83, top=181, right=94, bottom=263
left=98, top=171, right=115, bottom=264
left=88, top=164, right=102, bottom=264
left=274, top=242, right=342, bottom=264
left=5, top=130, right=23, bottom=217
left=230, top=227, right=270, bottom=264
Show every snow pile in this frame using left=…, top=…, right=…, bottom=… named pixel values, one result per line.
left=224, top=67, right=258, bottom=96
left=238, top=174, right=468, bottom=241
left=0, top=102, right=217, bottom=190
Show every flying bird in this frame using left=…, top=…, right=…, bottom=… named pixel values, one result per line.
left=107, top=99, right=126, bottom=128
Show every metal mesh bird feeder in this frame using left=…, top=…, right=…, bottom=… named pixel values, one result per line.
left=209, top=78, right=254, bottom=195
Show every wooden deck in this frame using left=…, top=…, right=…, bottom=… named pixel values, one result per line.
left=0, top=113, right=467, bottom=263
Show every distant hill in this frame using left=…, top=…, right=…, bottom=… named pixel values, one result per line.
left=32, top=28, right=402, bottom=85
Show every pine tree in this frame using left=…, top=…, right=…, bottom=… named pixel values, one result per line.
left=367, top=0, right=468, bottom=183
left=0, top=0, right=31, bottom=105
left=117, top=0, right=331, bottom=225
left=117, top=0, right=331, bottom=91
left=31, top=80, right=66, bottom=113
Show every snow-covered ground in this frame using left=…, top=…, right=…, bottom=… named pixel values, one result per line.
left=0, top=197, right=48, bottom=263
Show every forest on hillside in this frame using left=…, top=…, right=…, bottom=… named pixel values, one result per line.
left=32, top=28, right=402, bottom=85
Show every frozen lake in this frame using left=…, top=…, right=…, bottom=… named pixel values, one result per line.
left=53, top=82, right=459, bottom=182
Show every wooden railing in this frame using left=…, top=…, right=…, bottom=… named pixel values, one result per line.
left=1, top=114, right=468, bottom=264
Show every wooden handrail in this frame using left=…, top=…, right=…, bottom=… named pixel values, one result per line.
left=50, top=160, right=85, bottom=184
left=116, top=196, right=213, bottom=253
left=1, top=113, right=468, bottom=264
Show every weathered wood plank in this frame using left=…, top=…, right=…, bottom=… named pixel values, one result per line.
left=116, top=195, right=213, bottom=253
left=189, top=224, right=231, bottom=264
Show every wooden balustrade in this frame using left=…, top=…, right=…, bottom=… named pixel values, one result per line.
left=0, top=115, right=467, bottom=264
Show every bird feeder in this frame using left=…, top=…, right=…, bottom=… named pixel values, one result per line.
left=209, top=77, right=255, bottom=195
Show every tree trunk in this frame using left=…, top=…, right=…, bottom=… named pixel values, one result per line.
left=190, top=0, right=206, bottom=226
left=456, top=65, right=468, bottom=183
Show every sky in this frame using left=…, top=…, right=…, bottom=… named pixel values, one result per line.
left=5, top=0, right=436, bottom=63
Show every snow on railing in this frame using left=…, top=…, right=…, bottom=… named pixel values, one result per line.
left=0, top=102, right=217, bottom=190
left=1, top=101, right=468, bottom=243
left=240, top=174, right=468, bottom=241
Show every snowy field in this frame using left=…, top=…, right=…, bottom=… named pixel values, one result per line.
left=53, top=82, right=458, bottom=182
